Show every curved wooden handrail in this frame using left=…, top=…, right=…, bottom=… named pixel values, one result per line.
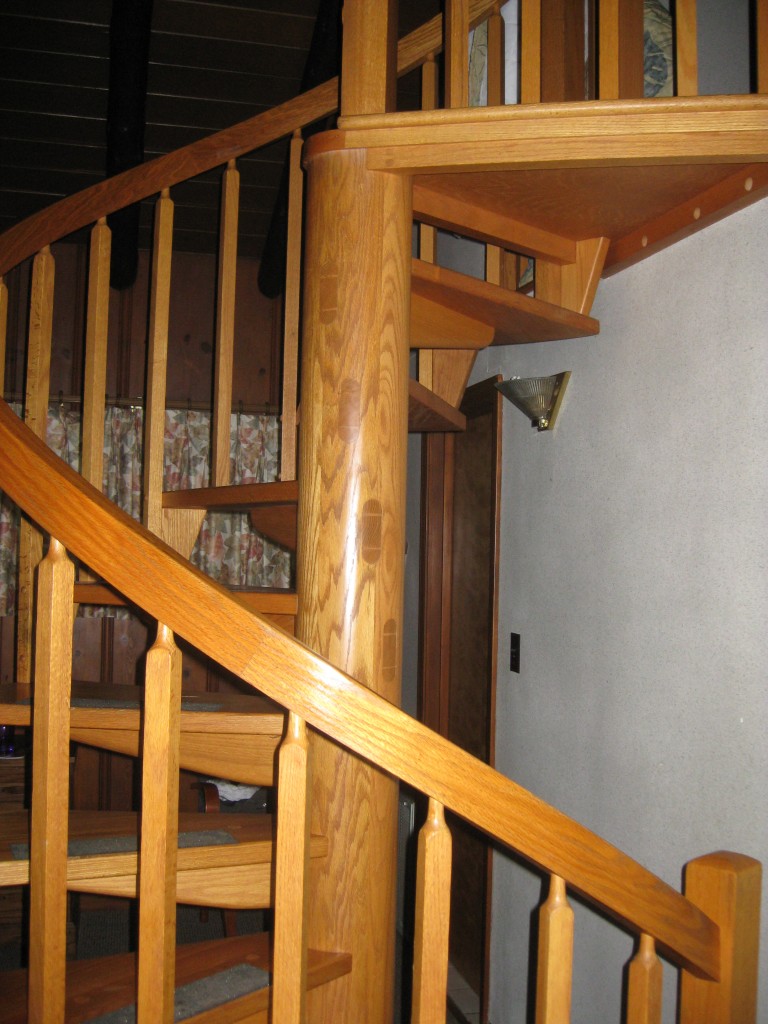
left=0, top=398, right=719, bottom=980
left=0, top=0, right=499, bottom=277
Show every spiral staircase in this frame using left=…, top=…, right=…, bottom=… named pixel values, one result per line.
left=0, top=1, right=766, bottom=1021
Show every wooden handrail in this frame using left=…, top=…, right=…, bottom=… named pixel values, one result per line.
left=0, top=0, right=499, bottom=278
left=0, top=398, right=720, bottom=980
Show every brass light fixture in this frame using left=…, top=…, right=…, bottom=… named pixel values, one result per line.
left=494, top=372, right=571, bottom=432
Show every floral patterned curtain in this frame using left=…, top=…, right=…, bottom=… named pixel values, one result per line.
left=0, top=402, right=290, bottom=616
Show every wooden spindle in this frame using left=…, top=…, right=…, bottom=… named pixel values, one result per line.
left=272, top=712, right=311, bottom=1024
left=137, top=622, right=182, bottom=1024
left=675, top=0, right=698, bottom=96
left=280, top=134, right=303, bottom=483
left=520, top=0, right=542, bottom=103
left=680, top=852, right=761, bottom=1024
left=143, top=190, right=174, bottom=537
left=445, top=0, right=470, bottom=108
left=535, top=874, right=573, bottom=1024
left=28, top=537, right=74, bottom=1024
left=0, top=275, right=7, bottom=395
left=598, top=0, right=644, bottom=99
left=627, top=933, right=662, bottom=1024
left=17, top=246, right=55, bottom=689
left=758, top=0, right=768, bottom=93
left=340, top=0, right=397, bottom=115
left=81, top=219, right=111, bottom=493
left=418, top=57, right=439, bottom=391
left=485, top=7, right=509, bottom=287
left=212, top=161, right=239, bottom=488
left=411, top=798, right=452, bottom=1024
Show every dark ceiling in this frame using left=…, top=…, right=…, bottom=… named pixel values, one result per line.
left=0, top=0, right=440, bottom=263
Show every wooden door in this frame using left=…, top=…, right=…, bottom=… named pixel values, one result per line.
left=419, top=376, right=502, bottom=1023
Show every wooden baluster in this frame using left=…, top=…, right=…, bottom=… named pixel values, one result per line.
left=521, top=0, right=542, bottom=103
left=272, top=712, right=312, bottom=1024
left=280, top=133, right=303, bottom=483
left=212, top=161, right=239, bottom=488
left=411, top=799, right=452, bottom=1024
left=418, top=56, right=439, bottom=392
left=17, top=246, right=55, bottom=691
left=137, top=622, right=182, bottom=1024
left=626, top=933, right=662, bottom=1024
left=143, top=190, right=174, bottom=537
left=28, top=538, right=74, bottom=1024
left=679, top=852, right=761, bottom=1024
left=81, top=219, right=111, bottom=495
left=445, top=0, right=470, bottom=108
left=340, top=0, right=397, bottom=115
left=0, top=275, right=7, bottom=395
left=485, top=6, right=510, bottom=288
left=675, top=0, right=699, bottom=96
left=599, top=0, right=644, bottom=99
left=535, top=874, right=573, bottom=1024
left=758, top=0, right=768, bottom=93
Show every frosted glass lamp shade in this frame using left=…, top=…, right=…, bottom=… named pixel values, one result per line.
left=494, top=372, right=570, bottom=431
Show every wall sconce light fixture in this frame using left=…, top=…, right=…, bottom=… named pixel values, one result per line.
left=495, top=372, right=571, bottom=432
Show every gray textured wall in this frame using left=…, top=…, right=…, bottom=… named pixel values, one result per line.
left=476, top=198, right=767, bottom=1022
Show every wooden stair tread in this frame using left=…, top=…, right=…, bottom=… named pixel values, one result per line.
left=163, top=480, right=299, bottom=511
left=0, top=931, right=351, bottom=1024
left=0, top=683, right=286, bottom=787
left=411, top=258, right=599, bottom=346
left=0, top=809, right=327, bottom=894
left=408, top=377, right=467, bottom=432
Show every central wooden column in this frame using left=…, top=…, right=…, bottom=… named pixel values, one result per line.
left=297, top=145, right=411, bottom=1024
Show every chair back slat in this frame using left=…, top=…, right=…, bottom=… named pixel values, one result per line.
left=626, top=933, right=662, bottom=1024
left=137, top=622, right=182, bottom=1024
left=535, top=873, right=574, bottom=1024
left=143, top=191, right=174, bottom=537
left=28, top=537, right=74, bottom=1024
left=212, top=161, right=240, bottom=487
left=411, top=798, right=452, bottom=1024
left=273, top=712, right=312, bottom=1023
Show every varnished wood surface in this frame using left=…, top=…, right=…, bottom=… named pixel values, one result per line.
left=408, top=378, right=467, bottom=432
left=163, top=480, right=299, bottom=511
left=412, top=258, right=600, bottom=344
left=0, top=1, right=500, bottom=277
left=0, top=932, right=352, bottom=1024
left=0, top=401, right=724, bottom=980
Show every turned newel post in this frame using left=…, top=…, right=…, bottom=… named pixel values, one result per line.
left=297, top=144, right=411, bottom=1024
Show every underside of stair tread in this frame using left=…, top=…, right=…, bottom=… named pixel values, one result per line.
left=0, top=683, right=286, bottom=787
left=0, top=932, right=352, bottom=1024
left=411, top=258, right=599, bottom=346
left=72, top=580, right=297, bottom=616
left=0, top=809, right=327, bottom=890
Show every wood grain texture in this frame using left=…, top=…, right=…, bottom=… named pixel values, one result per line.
left=212, top=163, right=239, bottom=488
left=81, top=220, right=110, bottom=493
left=535, top=874, right=574, bottom=1024
left=0, top=401, right=726, bottom=980
left=163, top=480, right=299, bottom=511
left=138, top=623, right=182, bottom=1024
left=411, top=799, right=452, bottom=1024
left=143, top=192, right=174, bottom=536
left=17, top=246, right=55, bottom=686
left=280, top=133, right=303, bottom=483
left=412, top=258, right=600, bottom=344
left=408, top=378, right=467, bottom=433
left=680, top=852, right=762, bottom=1023
left=1, top=933, right=351, bottom=1024
left=341, top=0, right=398, bottom=116
left=28, top=538, right=74, bottom=1024
left=536, top=236, right=609, bottom=315
left=675, top=0, right=699, bottom=97
left=759, top=0, right=768, bottom=94
left=445, top=0, right=469, bottom=108
left=627, top=934, right=663, bottom=1024
left=273, top=713, right=311, bottom=1024
left=598, top=0, right=643, bottom=100
left=297, top=148, right=411, bottom=1024
left=430, top=350, right=477, bottom=408
left=520, top=0, right=542, bottom=103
